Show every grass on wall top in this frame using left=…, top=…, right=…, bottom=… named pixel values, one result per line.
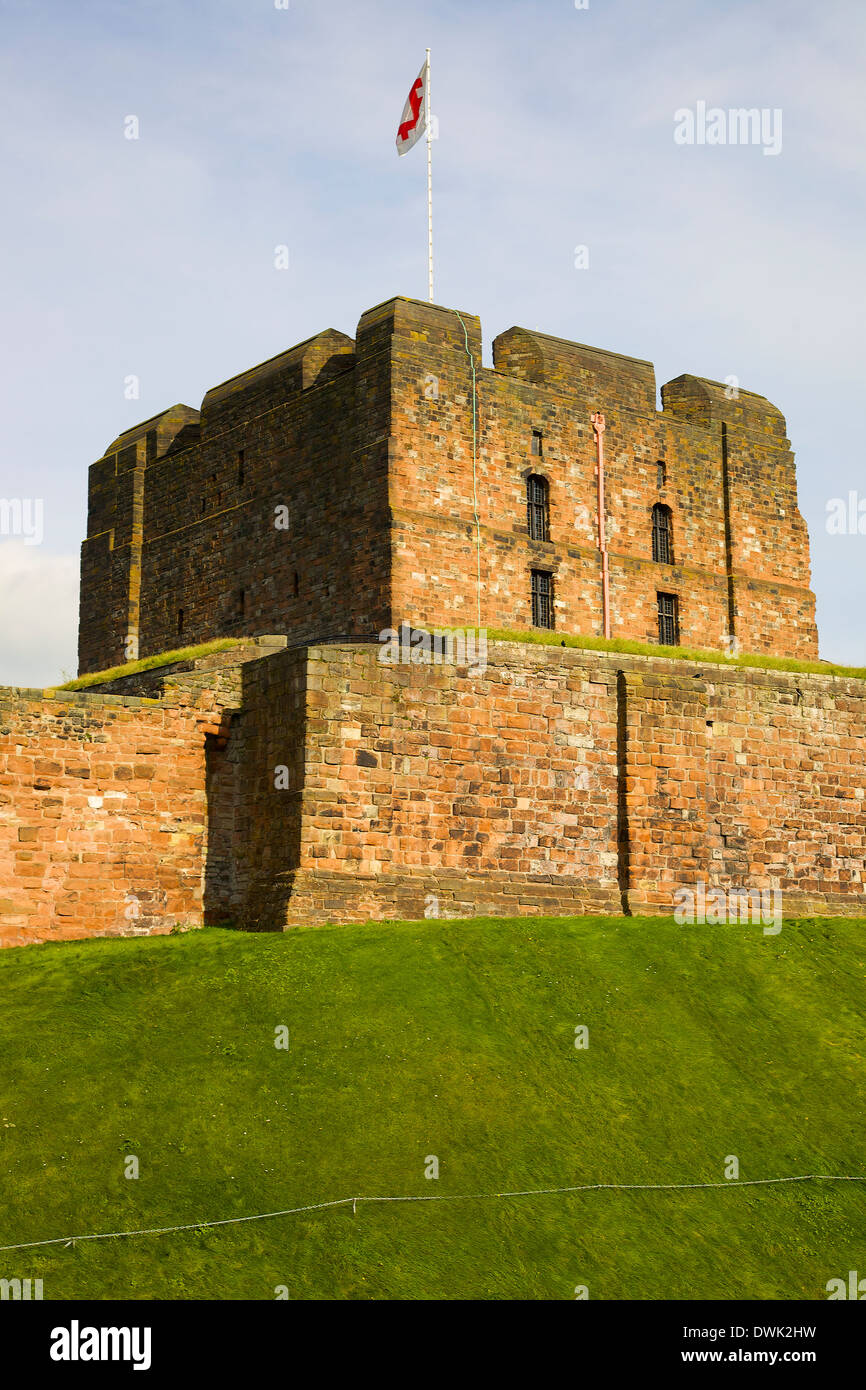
left=55, top=640, right=243, bottom=693
left=487, top=627, right=866, bottom=681
left=55, top=629, right=866, bottom=694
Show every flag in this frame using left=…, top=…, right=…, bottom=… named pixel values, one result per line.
left=396, top=60, right=427, bottom=156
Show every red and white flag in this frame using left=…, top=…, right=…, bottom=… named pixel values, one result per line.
left=396, top=60, right=427, bottom=156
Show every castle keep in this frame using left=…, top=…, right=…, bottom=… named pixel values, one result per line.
left=2, top=297, right=862, bottom=949
left=79, top=297, right=818, bottom=673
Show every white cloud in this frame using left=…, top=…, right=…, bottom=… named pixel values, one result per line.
left=0, top=546, right=79, bottom=688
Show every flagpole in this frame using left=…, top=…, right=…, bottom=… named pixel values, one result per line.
left=426, top=47, right=434, bottom=302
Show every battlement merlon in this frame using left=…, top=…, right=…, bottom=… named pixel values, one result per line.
left=200, top=328, right=355, bottom=434
left=356, top=296, right=482, bottom=363
left=493, top=326, right=657, bottom=415
left=661, top=374, right=790, bottom=445
left=104, top=404, right=202, bottom=460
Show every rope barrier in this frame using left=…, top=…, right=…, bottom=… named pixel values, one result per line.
left=1, top=1173, right=861, bottom=1254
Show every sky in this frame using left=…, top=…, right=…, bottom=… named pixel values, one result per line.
left=0, top=0, right=864, bottom=685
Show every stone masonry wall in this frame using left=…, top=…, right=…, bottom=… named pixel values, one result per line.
left=79, top=330, right=392, bottom=674
left=233, top=641, right=865, bottom=928
left=2, top=639, right=864, bottom=946
left=388, top=301, right=818, bottom=659
left=0, top=685, right=228, bottom=947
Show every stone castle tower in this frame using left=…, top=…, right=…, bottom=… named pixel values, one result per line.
left=3, top=297, right=861, bottom=950
left=78, top=297, right=818, bottom=674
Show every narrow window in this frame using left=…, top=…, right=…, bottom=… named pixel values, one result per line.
left=293, top=572, right=299, bottom=598
left=526, top=474, right=550, bottom=542
left=658, top=592, right=680, bottom=646
left=237, top=449, right=245, bottom=485
left=531, top=569, right=553, bottom=629
left=652, top=503, right=673, bottom=564
left=238, top=589, right=246, bottom=619
left=657, top=460, right=666, bottom=488
left=531, top=430, right=543, bottom=457
left=177, top=608, right=184, bottom=637
left=200, top=496, right=206, bottom=514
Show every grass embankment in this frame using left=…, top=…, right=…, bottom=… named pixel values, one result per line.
left=1, top=917, right=864, bottom=1299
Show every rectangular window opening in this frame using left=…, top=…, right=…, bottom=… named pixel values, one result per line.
left=652, top=504, right=674, bottom=564
left=657, top=592, right=680, bottom=647
left=531, top=569, right=553, bottom=629
left=527, top=475, right=550, bottom=542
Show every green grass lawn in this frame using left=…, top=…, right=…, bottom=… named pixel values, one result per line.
left=1, top=917, right=864, bottom=1300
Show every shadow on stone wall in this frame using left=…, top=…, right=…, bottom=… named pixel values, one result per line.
left=203, top=648, right=308, bottom=931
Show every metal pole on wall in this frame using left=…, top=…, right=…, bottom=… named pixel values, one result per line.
left=592, top=412, right=611, bottom=638
left=426, top=48, right=434, bottom=302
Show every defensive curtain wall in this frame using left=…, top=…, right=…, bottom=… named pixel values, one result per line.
left=2, top=638, right=863, bottom=946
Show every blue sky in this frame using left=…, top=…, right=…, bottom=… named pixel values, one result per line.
left=1, top=0, right=864, bottom=683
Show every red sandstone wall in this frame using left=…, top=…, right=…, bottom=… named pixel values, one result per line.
left=616, top=662, right=866, bottom=912
left=221, top=644, right=308, bottom=931
left=238, top=642, right=864, bottom=927
left=706, top=674, right=866, bottom=906
left=0, top=686, right=223, bottom=947
left=386, top=301, right=818, bottom=658
left=3, top=640, right=864, bottom=946
left=231, top=641, right=621, bottom=928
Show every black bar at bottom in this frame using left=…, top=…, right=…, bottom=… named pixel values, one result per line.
left=0, top=1298, right=860, bottom=1376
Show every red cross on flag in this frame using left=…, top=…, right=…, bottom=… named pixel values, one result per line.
left=396, top=59, right=427, bottom=155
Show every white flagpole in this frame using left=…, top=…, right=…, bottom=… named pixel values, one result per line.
left=426, top=47, right=434, bottom=302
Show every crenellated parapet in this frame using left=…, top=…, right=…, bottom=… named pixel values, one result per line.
left=78, top=297, right=818, bottom=676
